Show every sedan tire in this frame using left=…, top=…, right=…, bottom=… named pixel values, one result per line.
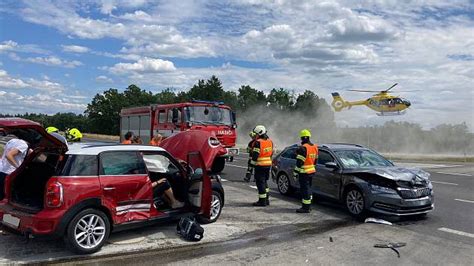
left=65, top=208, right=110, bottom=254
left=277, top=173, right=293, bottom=195
left=197, top=191, right=223, bottom=224
left=345, top=187, right=367, bottom=219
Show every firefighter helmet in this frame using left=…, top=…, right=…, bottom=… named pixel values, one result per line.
left=67, top=128, right=83, bottom=142
left=299, top=129, right=311, bottom=138
left=253, top=125, right=267, bottom=136
left=46, top=126, right=59, bottom=134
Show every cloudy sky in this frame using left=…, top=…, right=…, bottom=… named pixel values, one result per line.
left=0, top=0, right=473, bottom=130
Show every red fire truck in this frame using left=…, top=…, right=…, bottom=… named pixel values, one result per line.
left=120, top=100, right=238, bottom=172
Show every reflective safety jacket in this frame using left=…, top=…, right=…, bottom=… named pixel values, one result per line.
left=249, top=137, right=273, bottom=167
left=294, top=142, right=318, bottom=175
left=122, top=140, right=132, bottom=144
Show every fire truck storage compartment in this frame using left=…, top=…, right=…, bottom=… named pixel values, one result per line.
left=121, top=114, right=151, bottom=144
left=10, top=152, right=61, bottom=212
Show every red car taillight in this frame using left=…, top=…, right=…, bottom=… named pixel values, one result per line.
left=46, top=182, right=63, bottom=208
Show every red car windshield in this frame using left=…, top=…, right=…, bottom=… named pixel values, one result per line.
left=185, top=106, right=233, bottom=126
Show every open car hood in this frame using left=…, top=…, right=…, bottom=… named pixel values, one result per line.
left=0, top=118, right=68, bottom=151
left=344, top=167, right=430, bottom=182
left=159, top=130, right=227, bottom=171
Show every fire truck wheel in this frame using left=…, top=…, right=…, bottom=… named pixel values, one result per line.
left=211, top=157, right=225, bottom=173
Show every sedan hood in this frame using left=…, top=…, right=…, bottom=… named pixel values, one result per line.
left=344, top=167, right=430, bottom=182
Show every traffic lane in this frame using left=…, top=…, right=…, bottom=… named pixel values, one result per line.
left=396, top=171, right=474, bottom=245
left=223, top=156, right=474, bottom=244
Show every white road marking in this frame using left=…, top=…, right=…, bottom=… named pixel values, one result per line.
left=395, top=163, right=462, bottom=169
left=226, top=164, right=248, bottom=169
left=454, top=198, right=474, bottom=204
left=438, top=227, right=474, bottom=238
left=221, top=178, right=228, bottom=182
left=431, top=181, right=458, bottom=186
left=249, top=185, right=257, bottom=189
left=435, top=172, right=473, bottom=177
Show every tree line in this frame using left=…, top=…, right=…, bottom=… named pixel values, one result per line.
left=1, top=75, right=472, bottom=155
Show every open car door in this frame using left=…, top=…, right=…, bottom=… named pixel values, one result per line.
left=186, top=151, right=212, bottom=219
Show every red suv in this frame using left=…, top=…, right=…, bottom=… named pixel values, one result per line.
left=0, top=118, right=224, bottom=254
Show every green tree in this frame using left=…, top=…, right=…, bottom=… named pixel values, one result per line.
left=237, top=85, right=267, bottom=111
left=187, top=75, right=225, bottom=101
left=267, top=88, right=294, bottom=110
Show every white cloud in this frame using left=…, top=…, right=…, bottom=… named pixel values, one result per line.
left=95, top=75, right=113, bottom=83
left=62, top=45, right=90, bottom=53
left=0, top=90, right=86, bottom=114
left=0, top=40, right=18, bottom=52
left=0, top=69, right=64, bottom=92
left=11, top=55, right=83, bottom=68
left=97, top=0, right=150, bottom=15
left=107, top=57, right=176, bottom=74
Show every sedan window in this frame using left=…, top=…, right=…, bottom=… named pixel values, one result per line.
left=317, top=150, right=334, bottom=165
left=334, top=149, right=393, bottom=168
left=100, top=151, right=147, bottom=175
left=61, top=155, right=98, bottom=176
left=281, top=148, right=296, bottom=159
left=142, top=153, right=180, bottom=174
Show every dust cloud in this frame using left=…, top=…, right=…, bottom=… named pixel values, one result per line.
left=236, top=107, right=474, bottom=156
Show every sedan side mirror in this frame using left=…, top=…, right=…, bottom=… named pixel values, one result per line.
left=325, top=162, right=339, bottom=169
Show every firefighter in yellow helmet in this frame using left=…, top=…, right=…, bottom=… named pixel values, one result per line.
left=247, top=125, right=273, bottom=206
left=46, top=126, right=59, bottom=134
left=67, top=128, right=83, bottom=142
left=244, top=131, right=258, bottom=182
left=293, top=129, right=318, bottom=213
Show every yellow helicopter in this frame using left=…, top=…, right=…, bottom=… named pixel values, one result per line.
left=331, top=83, right=413, bottom=116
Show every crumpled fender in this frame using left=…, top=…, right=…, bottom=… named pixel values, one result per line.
left=159, top=130, right=227, bottom=171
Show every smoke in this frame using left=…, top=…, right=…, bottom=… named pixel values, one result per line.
left=237, top=107, right=474, bottom=156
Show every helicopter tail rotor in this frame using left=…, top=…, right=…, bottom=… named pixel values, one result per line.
left=331, top=92, right=350, bottom=112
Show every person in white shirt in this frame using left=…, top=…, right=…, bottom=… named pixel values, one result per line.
left=0, top=137, right=29, bottom=200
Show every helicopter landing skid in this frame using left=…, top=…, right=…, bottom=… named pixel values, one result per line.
left=376, top=110, right=406, bottom=116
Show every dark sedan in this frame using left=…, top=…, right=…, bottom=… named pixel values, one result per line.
left=271, top=143, right=434, bottom=218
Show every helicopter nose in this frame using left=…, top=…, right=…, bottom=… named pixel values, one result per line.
left=405, top=100, right=411, bottom=107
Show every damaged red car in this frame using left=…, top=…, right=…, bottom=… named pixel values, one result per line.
left=0, top=118, right=225, bottom=254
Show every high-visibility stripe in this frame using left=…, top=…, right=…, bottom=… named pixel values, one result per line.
left=265, top=188, right=270, bottom=193
left=253, top=148, right=261, bottom=152
left=256, top=156, right=272, bottom=166
left=250, top=160, right=257, bottom=165
left=296, top=154, right=306, bottom=161
left=302, top=199, right=311, bottom=204
left=259, top=193, right=267, bottom=198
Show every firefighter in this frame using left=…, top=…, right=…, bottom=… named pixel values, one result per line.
left=244, top=131, right=257, bottom=182
left=247, top=125, right=273, bottom=206
left=293, top=129, right=318, bottom=213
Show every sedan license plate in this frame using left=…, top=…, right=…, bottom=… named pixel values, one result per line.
left=2, top=214, right=20, bottom=229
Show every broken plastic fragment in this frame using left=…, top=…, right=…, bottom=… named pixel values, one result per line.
left=365, top=217, right=393, bottom=225
left=374, top=242, right=406, bottom=258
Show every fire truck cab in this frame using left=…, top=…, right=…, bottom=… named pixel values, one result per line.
left=120, top=100, right=238, bottom=173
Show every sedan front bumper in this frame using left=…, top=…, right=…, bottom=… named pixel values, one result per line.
left=367, top=191, right=434, bottom=216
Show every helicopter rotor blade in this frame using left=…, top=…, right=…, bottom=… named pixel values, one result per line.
left=347, top=89, right=380, bottom=92
left=385, top=83, right=398, bottom=92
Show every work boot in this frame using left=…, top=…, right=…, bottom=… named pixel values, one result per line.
left=265, top=195, right=270, bottom=206
left=253, top=198, right=267, bottom=207
left=296, top=204, right=311, bottom=213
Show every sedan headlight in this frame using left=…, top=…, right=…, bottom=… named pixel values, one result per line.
left=369, top=184, right=397, bottom=194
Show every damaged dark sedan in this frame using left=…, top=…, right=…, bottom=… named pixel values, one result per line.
left=271, top=143, right=434, bottom=218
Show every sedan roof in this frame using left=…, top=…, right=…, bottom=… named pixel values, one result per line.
left=67, top=144, right=165, bottom=155
left=283, top=143, right=367, bottom=151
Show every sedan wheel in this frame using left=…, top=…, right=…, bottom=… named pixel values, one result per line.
left=65, top=209, right=110, bottom=254
left=277, top=173, right=292, bottom=195
left=197, top=191, right=223, bottom=224
left=210, top=193, right=222, bottom=221
left=345, top=188, right=366, bottom=217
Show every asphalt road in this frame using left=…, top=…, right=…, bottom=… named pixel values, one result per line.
left=223, top=154, right=474, bottom=245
